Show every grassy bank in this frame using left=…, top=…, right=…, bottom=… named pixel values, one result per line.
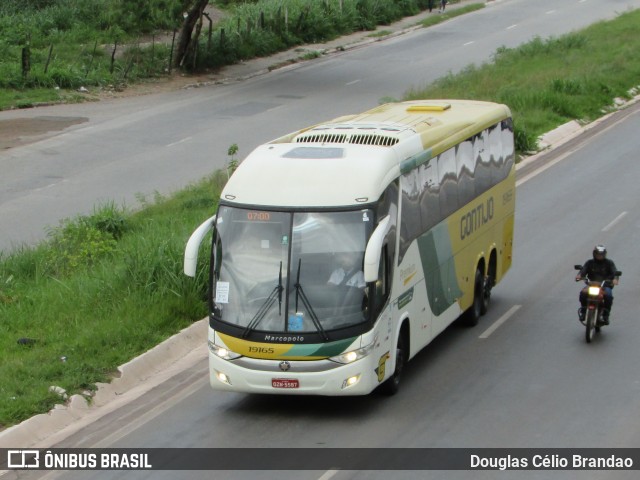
left=405, top=8, right=640, bottom=151
left=2, top=8, right=640, bottom=429
left=0, top=0, right=468, bottom=111
left=0, top=0, right=182, bottom=110
left=0, top=174, right=224, bottom=428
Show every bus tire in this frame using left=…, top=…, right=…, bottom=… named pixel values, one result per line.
left=381, top=326, right=408, bottom=396
left=464, top=268, right=484, bottom=327
left=481, top=274, right=492, bottom=315
left=482, top=253, right=497, bottom=315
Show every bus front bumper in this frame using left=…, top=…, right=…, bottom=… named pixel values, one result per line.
left=208, top=354, right=384, bottom=396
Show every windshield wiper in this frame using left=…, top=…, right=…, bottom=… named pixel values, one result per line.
left=242, top=262, right=283, bottom=338
left=294, top=258, right=328, bottom=341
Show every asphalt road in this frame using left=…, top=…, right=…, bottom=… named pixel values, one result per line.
left=2, top=0, right=640, bottom=251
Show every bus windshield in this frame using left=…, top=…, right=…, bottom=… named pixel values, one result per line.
left=212, top=206, right=374, bottom=335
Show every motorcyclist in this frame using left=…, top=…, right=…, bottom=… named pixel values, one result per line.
left=575, top=244, right=619, bottom=324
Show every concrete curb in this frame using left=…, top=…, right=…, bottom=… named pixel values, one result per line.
left=518, top=91, right=640, bottom=170
left=0, top=319, right=207, bottom=448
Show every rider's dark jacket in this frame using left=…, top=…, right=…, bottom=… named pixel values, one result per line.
left=578, top=258, right=618, bottom=283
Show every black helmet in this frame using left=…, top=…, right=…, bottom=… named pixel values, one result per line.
left=593, top=244, right=607, bottom=260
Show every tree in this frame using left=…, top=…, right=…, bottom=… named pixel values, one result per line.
left=173, top=0, right=209, bottom=69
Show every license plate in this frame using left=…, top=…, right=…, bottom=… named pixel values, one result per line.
left=272, top=378, right=299, bottom=389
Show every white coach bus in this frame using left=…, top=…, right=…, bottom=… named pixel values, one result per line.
left=184, top=100, right=515, bottom=395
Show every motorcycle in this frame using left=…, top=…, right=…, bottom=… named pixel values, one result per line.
left=574, top=265, right=622, bottom=343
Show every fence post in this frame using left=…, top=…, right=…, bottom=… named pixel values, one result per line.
left=44, top=44, right=54, bottom=74
left=85, top=39, right=98, bottom=79
left=169, top=29, right=177, bottom=74
left=110, top=40, right=118, bottom=74
left=21, top=38, right=31, bottom=80
left=203, top=12, right=213, bottom=52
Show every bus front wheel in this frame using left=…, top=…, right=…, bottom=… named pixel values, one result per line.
left=381, top=327, right=407, bottom=396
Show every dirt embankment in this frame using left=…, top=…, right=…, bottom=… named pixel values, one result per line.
left=0, top=116, right=88, bottom=150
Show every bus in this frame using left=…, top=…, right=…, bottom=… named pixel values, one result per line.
left=184, top=100, right=515, bottom=396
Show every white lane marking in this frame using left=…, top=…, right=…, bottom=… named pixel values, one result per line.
left=346, top=79, right=361, bottom=86
left=516, top=148, right=577, bottom=186
left=507, top=24, right=518, bottom=30
left=546, top=10, right=556, bottom=14
left=518, top=103, right=640, bottom=186
left=318, top=470, right=340, bottom=480
left=166, top=136, right=192, bottom=147
left=602, top=211, right=627, bottom=232
left=463, top=41, right=475, bottom=46
left=479, top=305, right=522, bottom=339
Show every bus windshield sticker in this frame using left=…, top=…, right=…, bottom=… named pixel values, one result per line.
left=215, top=281, right=230, bottom=304
left=288, top=313, right=304, bottom=331
left=362, top=212, right=370, bottom=222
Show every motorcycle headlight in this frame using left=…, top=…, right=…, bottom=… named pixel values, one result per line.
left=329, top=338, right=376, bottom=364
left=587, top=286, right=601, bottom=296
left=208, top=341, right=242, bottom=360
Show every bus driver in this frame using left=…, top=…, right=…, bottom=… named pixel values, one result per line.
left=328, top=253, right=365, bottom=288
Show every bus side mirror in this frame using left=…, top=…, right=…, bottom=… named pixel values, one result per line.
left=184, top=215, right=216, bottom=277
left=364, top=215, right=391, bottom=283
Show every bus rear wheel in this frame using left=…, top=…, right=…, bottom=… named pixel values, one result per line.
left=464, top=268, right=484, bottom=327
left=482, top=253, right=497, bottom=315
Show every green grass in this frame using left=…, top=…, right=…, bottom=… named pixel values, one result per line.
left=0, top=173, right=226, bottom=428
left=0, top=88, right=87, bottom=110
left=405, top=8, right=640, bottom=152
left=2, top=7, right=640, bottom=430
left=0, top=0, right=181, bottom=110
left=418, top=3, right=484, bottom=27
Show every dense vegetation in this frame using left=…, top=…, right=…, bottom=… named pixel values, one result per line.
left=0, top=0, right=461, bottom=108
left=0, top=175, right=222, bottom=428
left=0, top=0, right=184, bottom=90
left=2, top=4, right=640, bottom=429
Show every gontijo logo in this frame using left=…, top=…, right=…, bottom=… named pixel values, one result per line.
left=460, top=196, right=494, bottom=240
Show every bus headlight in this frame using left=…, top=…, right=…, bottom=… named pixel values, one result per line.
left=208, top=341, right=242, bottom=360
left=214, top=370, right=232, bottom=385
left=329, top=339, right=375, bottom=364
left=342, top=375, right=361, bottom=389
